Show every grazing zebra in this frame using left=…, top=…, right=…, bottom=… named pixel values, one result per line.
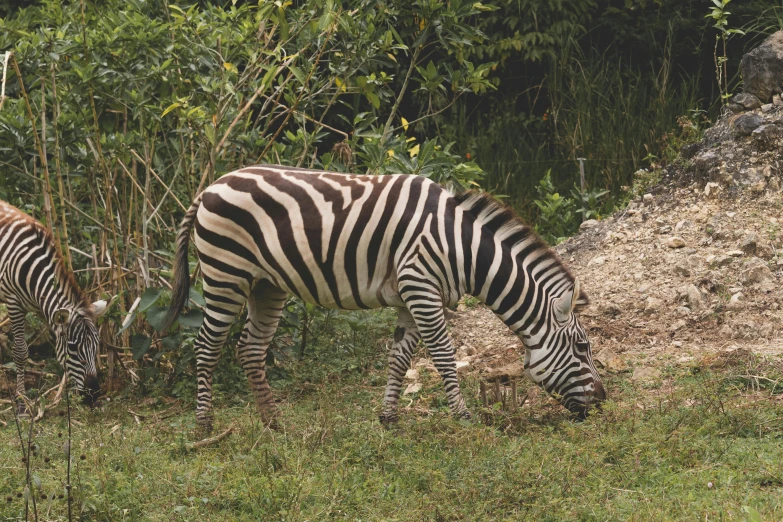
left=0, top=201, right=107, bottom=410
left=164, top=165, right=604, bottom=431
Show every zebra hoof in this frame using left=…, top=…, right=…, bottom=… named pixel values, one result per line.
left=195, top=412, right=214, bottom=436
left=378, top=411, right=399, bottom=426
left=260, top=408, right=281, bottom=430
left=15, top=401, right=29, bottom=417
left=456, top=410, right=472, bottom=421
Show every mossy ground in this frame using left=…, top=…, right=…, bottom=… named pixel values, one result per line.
left=1, top=346, right=782, bottom=521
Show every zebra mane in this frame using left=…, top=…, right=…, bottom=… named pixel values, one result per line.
left=30, top=219, right=91, bottom=314
left=453, top=191, right=590, bottom=306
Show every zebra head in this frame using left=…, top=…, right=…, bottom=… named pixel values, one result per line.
left=52, top=300, right=107, bottom=405
left=523, top=278, right=605, bottom=419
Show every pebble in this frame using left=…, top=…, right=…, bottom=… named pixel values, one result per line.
left=704, top=182, right=721, bottom=198
left=727, top=293, right=744, bottom=311
left=589, top=256, right=607, bottom=266
left=580, top=219, right=599, bottom=231
left=675, top=220, right=686, bottom=232
left=403, top=382, right=422, bottom=395
left=727, top=250, right=744, bottom=257
left=667, top=236, right=686, bottom=248
left=685, top=284, right=704, bottom=310
left=404, top=369, right=419, bottom=380
left=740, top=232, right=758, bottom=254
left=644, top=297, right=662, bottom=313
left=643, top=194, right=654, bottom=206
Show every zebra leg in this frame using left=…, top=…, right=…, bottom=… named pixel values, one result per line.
left=379, top=308, right=421, bottom=425
left=194, top=284, right=246, bottom=434
left=8, top=302, right=29, bottom=415
left=400, top=285, right=470, bottom=420
left=236, top=282, right=287, bottom=427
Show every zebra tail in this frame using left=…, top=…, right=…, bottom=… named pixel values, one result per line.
left=162, top=194, right=202, bottom=331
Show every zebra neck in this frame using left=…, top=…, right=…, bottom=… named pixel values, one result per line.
left=35, top=269, right=85, bottom=325
left=470, top=237, right=572, bottom=343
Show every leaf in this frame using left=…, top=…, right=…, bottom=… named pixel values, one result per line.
left=743, top=507, right=762, bottom=522
left=139, top=287, right=163, bottom=312
left=146, top=306, right=170, bottom=332
left=131, top=334, right=152, bottom=361
left=408, top=144, right=420, bottom=157
left=189, top=288, right=206, bottom=307
left=387, top=149, right=395, bottom=157
left=401, top=117, right=409, bottom=132
left=223, top=62, right=237, bottom=73
left=178, top=309, right=203, bottom=329
left=161, top=334, right=182, bottom=352
left=161, top=102, right=181, bottom=118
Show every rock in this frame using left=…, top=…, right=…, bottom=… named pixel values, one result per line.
left=774, top=94, right=783, bottom=106
left=750, top=180, right=767, bottom=194
left=762, top=103, right=776, bottom=113
left=600, top=302, right=623, bottom=317
left=589, top=256, right=606, bottom=266
left=728, top=102, right=745, bottom=113
left=673, top=263, right=690, bottom=277
left=712, top=255, right=734, bottom=267
left=739, top=30, right=783, bottom=103
left=456, top=360, right=470, bottom=374
left=675, top=220, right=686, bottom=232
left=632, top=366, right=661, bottom=383
left=667, top=236, right=686, bottom=249
left=731, top=92, right=762, bottom=110
left=643, top=193, right=654, bottom=206
left=732, top=113, right=765, bottom=136
left=740, top=232, right=758, bottom=254
left=718, top=324, right=733, bottom=337
left=594, top=348, right=627, bottom=373
left=752, top=124, right=783, bottom=151
left=579, top=219, right=599, bottom=231
left=657, top=225, right=672, bottom=234
left=727, top=250, right=744, bottom=257
left=769, top=177, right=781, bottom=192
left=403, top=382, right=422, bottom=395
left=760, top=323, right=774, bottom=338
left=685, top=284, right=704, bottom=310
left=670, top=319, right=687, bottom=332
left=405, top=369, right=419, bottom=380
left=465, top=346, right=477, bottom=356
left=644, top=297, right=663, bottom=313
left=743, top=257, right=773, bottom=284
left=484, top=362, right=525, bottom=382
left=727, top=293, right=744, bottom=311
left=704, top=182, right=721, bottom=198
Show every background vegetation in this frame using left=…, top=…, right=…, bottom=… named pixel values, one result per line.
left=2, top=0, right=783, bottom=519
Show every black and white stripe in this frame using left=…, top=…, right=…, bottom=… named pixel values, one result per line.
left=164, top=165, right=604, bottom=430
left=0, top=201, right=106, bottom=409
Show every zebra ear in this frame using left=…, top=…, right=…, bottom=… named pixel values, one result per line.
left=554, top=278, right=581, bottom=324
left=92, top=299, right=109, bottom=317
left=53, top=308, right=70, bottom=328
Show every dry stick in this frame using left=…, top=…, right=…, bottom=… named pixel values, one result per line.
left=216, top=53, right=301, bottom=152
left=381, top=44, right=423, bottom=144
left=128, top=149, right=187, bottom=212
left=49, top=63, right=73, bottom=272
left=257, top=26, right=335, bottom=163
left=186, top=425, right=235, bottom=450
left=40, top=75, right=56, bottom=236
left=0, top=51, right=10, bottom=111
left=480, top=381, right=487, bottom=407
left=10, top=55, right=54, bottom=233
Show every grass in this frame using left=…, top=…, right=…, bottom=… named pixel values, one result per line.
left=2, top=343, right=783, bottom=521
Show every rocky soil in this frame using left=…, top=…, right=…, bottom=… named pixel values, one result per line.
left=407, top=83, right=783, bottom=398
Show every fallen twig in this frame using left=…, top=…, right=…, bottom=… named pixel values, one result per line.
left=187, top=425, right=234, bottom=450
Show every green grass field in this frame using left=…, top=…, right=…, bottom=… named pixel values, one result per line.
left=2, top=347, right=783, bottom=522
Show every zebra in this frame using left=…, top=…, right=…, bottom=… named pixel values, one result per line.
left=163, top=165, right=605, bottom=432
left=0, top=201, right=108, bottom=411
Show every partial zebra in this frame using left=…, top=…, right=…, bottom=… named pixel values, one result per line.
left=0, top=201, right=107, bottom=409
left=164, top=165, right=604, bottom=431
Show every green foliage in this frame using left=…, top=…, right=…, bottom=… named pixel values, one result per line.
left=532, top=170, right=577, bottom=245
left=3, top=352, right=783, bottom=519
left=707, top=0, right=746, bottom=103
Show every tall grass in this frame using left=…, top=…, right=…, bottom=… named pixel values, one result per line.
left=444, top=30, right=702, bottom=220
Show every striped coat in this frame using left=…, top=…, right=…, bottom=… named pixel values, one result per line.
left=165, top=165, right=604, bottom=430
left=0, top=201, right=107, bottom=409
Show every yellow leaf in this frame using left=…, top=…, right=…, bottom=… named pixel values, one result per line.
left=406, top=136, right=416, bottom=142
left=387, top=53, right=397, bottom=62
left=401, top=117, right=409, bottom=132
left=223, top=62, right=237, bottom=73
left=409, top=144, right=420, bottom=157
left=419, top=18, right=425, bottom=30
left=387, top=149, right=395, bottom=157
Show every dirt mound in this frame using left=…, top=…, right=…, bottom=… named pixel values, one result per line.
left=410, top=102, right=783, bottom=386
